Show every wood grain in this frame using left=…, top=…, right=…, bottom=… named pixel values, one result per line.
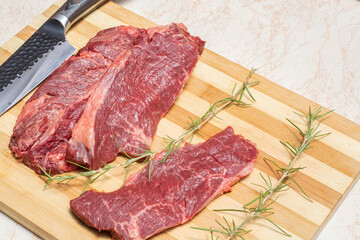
left=0, top=0, right=359, bottom=239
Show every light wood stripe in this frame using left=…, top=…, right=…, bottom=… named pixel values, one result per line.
left=86, top=8, right=127, bottom=29
left=1, top=36, right=24, bottom=53
left=0, top=113, right=17, bottom=137
left=0, top=48, right=11, bottom=63
left=0, top=1, right=359, bottom=240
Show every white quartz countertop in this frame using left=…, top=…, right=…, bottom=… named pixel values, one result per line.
left=0, top=0, right=359, bottom=239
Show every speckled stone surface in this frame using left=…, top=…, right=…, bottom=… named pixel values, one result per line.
left=0, top=0, right=359, bottom=239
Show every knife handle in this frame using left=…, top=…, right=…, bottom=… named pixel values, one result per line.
left=51, top=0, right=108, bottom=31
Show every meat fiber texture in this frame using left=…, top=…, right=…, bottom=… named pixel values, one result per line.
left=67, top=23, right=205, bottom=170
left=70, top=127, right=258, bottom=240
left=9, top=26, right=143, bottom=174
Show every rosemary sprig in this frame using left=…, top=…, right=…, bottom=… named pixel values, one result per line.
left=38, top=162, right=118, bottom=195
left=158, top=68, right=258, bottom=164
left=117, top=145, right=155, bottom=182
left=192, top=107, right=333, bottom=239
left=39, top=69, right=259, bottom=193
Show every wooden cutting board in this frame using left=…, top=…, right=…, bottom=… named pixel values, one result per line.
left=0, top=0, right=359, bottom=239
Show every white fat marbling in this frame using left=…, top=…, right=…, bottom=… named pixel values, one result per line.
left=0, top=0, right=359, bottom=239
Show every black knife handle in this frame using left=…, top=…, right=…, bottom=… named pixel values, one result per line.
left=51, top=0, right=108, bottom=31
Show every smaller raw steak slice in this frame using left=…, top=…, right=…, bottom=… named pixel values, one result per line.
left=70, top=127, right=258, bottom=240
left=9, top=26, right=142, bottom=175
left=67, top=23, right=205, bottom=169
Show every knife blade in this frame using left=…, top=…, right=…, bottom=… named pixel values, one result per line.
left=0, top=0, right=108, bottom=116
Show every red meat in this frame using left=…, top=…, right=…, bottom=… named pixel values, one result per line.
left=67, top=23, right=205, bottom=169
left=9, top=26, right=142, bottom=174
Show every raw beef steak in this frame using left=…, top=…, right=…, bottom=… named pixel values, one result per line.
left=67, top=23, right=205, bottom=169
left=70, top=127, right=258, bottom=240
left=9, top=26, right=142, bottom=174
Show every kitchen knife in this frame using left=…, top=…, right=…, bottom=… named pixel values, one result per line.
left=0, top=0, right=108, bottom=116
